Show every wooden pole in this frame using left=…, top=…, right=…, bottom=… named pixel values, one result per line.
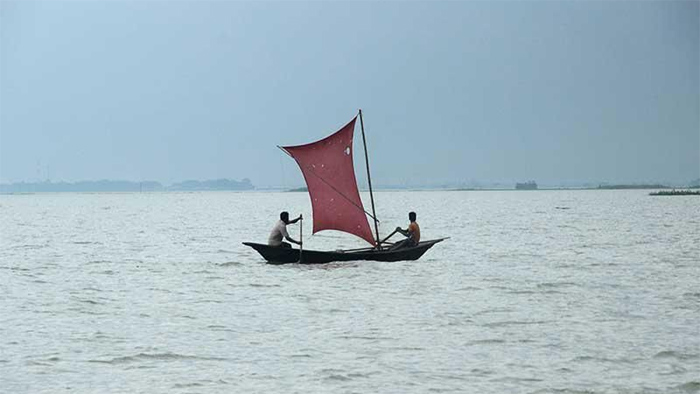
left=298, top=215, right=303, bottom=263
left=358, top=109, right=380, bottom=247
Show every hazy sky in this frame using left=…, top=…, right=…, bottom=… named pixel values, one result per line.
left=1, top=1, right=698, bottom=186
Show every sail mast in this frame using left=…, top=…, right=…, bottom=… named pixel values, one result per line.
left=358, top=109, right=380, bottom=246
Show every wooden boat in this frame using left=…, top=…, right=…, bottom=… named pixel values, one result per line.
left=243, top=239, right=444, bottom=265
left=243, top=110, right=445, bottom=264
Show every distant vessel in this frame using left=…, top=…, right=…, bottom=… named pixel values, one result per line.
left=515, top=181, right=538, bottom=190
left=649, top=190, right=700, bottom=196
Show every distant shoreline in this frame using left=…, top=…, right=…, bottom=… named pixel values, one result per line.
left=2, top=180, right=698, bottom=194
left=2, top=188, right=696, bottom=195
left=0, top=178, right=253, bottom=194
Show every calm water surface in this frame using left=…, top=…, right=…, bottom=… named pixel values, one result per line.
left=1, top=190, right=698, bottom=393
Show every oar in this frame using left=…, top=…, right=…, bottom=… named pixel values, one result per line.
left=298, top=215, right=303, bottom=263
left=377, top=228, right=399, bottom=248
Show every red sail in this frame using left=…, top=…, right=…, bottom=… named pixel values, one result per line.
left=282, top=117, right=376, bottom=246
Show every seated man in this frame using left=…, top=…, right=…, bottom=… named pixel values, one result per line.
left=268, top=211, right=303, bottom=248
left=392, top=211, right=420, bottom=250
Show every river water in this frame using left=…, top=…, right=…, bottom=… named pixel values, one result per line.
left=1, top=190, right=698, bottom=393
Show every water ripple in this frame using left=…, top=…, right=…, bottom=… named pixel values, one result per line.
left=676, top=381, right=700, bottom=393
left=88, top=352, right=229, bottom=365
left=654, top=351, right=699, bottom=361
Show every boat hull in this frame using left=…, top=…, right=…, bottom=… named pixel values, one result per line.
left=242, top=239, right=445, bottom=264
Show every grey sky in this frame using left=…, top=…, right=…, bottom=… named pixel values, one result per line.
left=1, top=1, right=698, bottom=187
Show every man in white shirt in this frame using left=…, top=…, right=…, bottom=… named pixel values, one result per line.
left=268, top=211, right=303, bottom=248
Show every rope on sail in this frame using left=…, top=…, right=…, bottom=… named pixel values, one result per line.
left=303, top=165, right=379, bottom=223
left=279, top=145, right=379, bottom=223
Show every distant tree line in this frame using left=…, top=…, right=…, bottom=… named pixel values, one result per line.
left=169, top=178, right=253, bottom=191
left=649, top=189, right=700, bottom=196
left=0, top=178, right=254, bottom=193
left=597, top=184, right=667, bottom=190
